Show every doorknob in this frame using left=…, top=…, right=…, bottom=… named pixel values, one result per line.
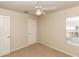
left=8, top=36, right=10, bottom=38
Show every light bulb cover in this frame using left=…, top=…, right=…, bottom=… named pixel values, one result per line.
left=36, top=9, right=42, bottom=16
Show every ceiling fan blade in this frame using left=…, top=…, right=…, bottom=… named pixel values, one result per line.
left=42, top=7, right=56, bottom=11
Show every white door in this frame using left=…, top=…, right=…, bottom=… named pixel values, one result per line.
left=27, top=19, right=37, bottom=45
left=0, top=15, right=10, bottom=56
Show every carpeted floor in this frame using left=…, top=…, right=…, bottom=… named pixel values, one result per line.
left=4, top=43, right=71, bottom=57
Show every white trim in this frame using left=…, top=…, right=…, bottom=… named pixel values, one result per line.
left=0, top=51, right=10, bottom=56
left=11, top=41, right=37, bottom=52
left=39, top=41, right=77, bottom=57
left=2, top=41, right=37, bottom=56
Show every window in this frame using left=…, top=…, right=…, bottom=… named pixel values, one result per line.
left=66, top=16, right=79, bottom=46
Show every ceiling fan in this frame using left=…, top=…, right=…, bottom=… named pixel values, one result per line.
left=34, top=1, right=56, bottom=16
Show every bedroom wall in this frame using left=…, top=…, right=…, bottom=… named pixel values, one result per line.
left=38, top=6, right=79, bottom=56
left=0, top=8, right=37, bottom=52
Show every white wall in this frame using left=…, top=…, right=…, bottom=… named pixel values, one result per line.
left=0, top=8, right=37, bottom=52
left=38, top=6, right=79, bottom=56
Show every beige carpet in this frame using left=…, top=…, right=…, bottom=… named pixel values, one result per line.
left=4, top=43, right=71, bottom=57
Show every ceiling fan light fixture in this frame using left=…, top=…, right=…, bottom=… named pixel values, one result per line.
left=36, top=9, right=42, bottom=16
left=35, top=6, right=38, bottom=9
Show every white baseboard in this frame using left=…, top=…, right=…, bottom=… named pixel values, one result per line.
left=11, top=41, right=37, bottom=52
left=2, top=41, right=37, bottom=56
left=39, top=41, right=77, bottom=57
left=0, top=51, right=10, bottom=57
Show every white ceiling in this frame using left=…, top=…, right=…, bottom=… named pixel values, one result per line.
left=0, top=1, right=79, bottom=16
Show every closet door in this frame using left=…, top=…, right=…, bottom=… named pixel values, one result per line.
left=27, top=19, right=37, bottom=45
left=0, top=15, right=10, bottom=56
